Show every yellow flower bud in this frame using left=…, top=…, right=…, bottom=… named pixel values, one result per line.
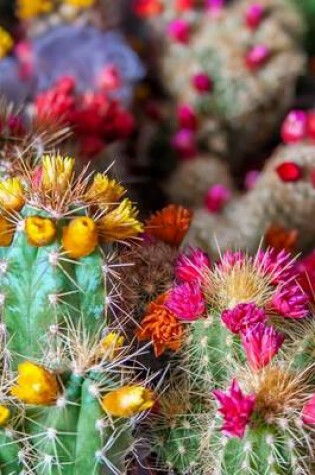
left=42, top=155, right=75, bottom=192
left=99, top=332, right=125, bottom=360
left=98, top=199, right=143, bottom=243
left=63, top=0, right=95, bottom=8
left=25, top=216, right=57, bottom=247
left=101, top=385, right=155, bottom=418
left=0, top=216, right=15, bottom=246
left=62, top=216, right=98, bottom=259
left=0, top=178, right=25, bottom=212
left=85, top=174, right=125, bottom=206
left=11, top=361, right=59, bottom=405
left=16, top=0, right=53, bottom=20
left=0, top=405, right=10, bottom=426
left=0, top=27, right=13, bottom=59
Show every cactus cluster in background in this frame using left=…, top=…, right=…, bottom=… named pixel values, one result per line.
left=0, top=152, right=157, bottom=474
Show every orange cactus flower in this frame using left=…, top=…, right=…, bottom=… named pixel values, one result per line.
left=265, top=224, right=298, bottom=253
left=62, top=216, right=98, bottom=259
left=101, top=385, right=155, bottom=417
left=145, top=205, right=193, bottom=247
left=0, top=216, right=15, bottom=246
left=25, top=216, right=57, bottom=247
left=136, top=294, right=184, bottom=357
left=133, top=0, right=164, bottom=17
left=11, top=361, right=59, bottom=405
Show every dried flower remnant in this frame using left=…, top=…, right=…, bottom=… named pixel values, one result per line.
left=145, top=205, right=193, bottom=247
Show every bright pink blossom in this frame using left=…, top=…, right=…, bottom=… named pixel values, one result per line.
left=218, top=250, right=246, bottom=271
left=167, top=19, right=190, bottom=44
left=175, top=247, right=210, bottom=283
left=221, top=302, right=266, bottom=334
left=297, top=251, right=315, bottom=303
left=192, top=73, right=213, bottom=93
left=204, top=184, right=231, bottom=213
left=245, top=45, right=270, bottom=70
left=213, top=379, right=256, bottom=438
left=166, top=282, right=206, bottom=321
left=177, top=104, right=198, bottom=130
left=171, top=129, right=197, bottom=159
left=245, top=4, right=265, bottom=29
left=302, top=394, right=315, bottom=425
left=272, top=283, right=309, bottom=319
left=241, top=323, right=285, bottom=371
left=257, top=248, right=295, bottom=284
left=281, top=110, right=307, bottom=144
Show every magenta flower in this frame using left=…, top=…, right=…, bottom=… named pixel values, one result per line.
left=205, top=0, right=225, bottom=17
left=245, top=45, right=270, bottom=71
left=245, top=4, right=265, bottom=29
left=167, top=19, right=190, bottom=44
left=213, top=379, right=256, bottom=438
left=280, top=110, right=307, bottom=144
left=192, top=73, right=213, bottom=93
left=166, top=282, right=206, bottom=321
left=204, top=184, right=231, bottom=213
left=218, top=250, right=246, bottom=271
left=257, top=248, right=295, bottom=284
left=241, top=323, right=285, bottom=371
left=302, top=394, right=315, bottom=425
left=272, top=283, right=309, bottom=319
left=175, top=247, right=211, bottom=283
left=171, top=129, right=197, bottom=159
left=177, top=104, right=197, bottom=130
left=221, top=302, right=266, bottom=334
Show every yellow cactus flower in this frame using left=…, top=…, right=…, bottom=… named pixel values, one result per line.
left=25, top=216, right=57, bottom=247
left=62, top=216, right=98, bottom=259
left=0, top=27, right=13, bottom=59
left=85, top=174, right=125, bottom=206
left=98, top=199, right=143, bottom=243
left=42, top=155, right=75, bottom=192
left=16, top=0, right=53, bottom=20
left=0, top=216, right=15, bottom=246
left=11, top=361, right=59, bottom=405
left=101, top=385, right=155, bottom=418
left=0, top=178, right=25, bottom=212
left=99, top=332, right=125, bottom=360
left=0, top=405, right=10, bottom=426
left=63, top=0, right=95, bottom=8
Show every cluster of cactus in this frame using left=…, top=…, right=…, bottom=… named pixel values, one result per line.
left=146, top=245, right=315, bottom=474
left=0, top=152, right=157, bottom=474
left=147, top=0, right=305, bottom=163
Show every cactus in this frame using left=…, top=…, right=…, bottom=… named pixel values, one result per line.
left=0, top=153, right=156, bottom=474
left=185, top=135, right=315, bottom=258
left=148, top=0, right=305, bottom=163
left=149, top=246, right=315, bottom=474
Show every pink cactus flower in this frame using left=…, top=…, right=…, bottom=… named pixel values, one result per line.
left=272, top=283, right=309, bottom=319
left=204, top=184, right=231, bottom=213
left=257, top=248, right=295, bottom=284
left=175, top=247, right=211, bottom=283
left=245, top=4, right=265, bottom=29
left=166, top=282, right=206, bottom=321
left=245, top=45, right=270, bottom=71
left=221, top=302, right=266, bottom=334
left=281, top=110, right=307, bottom=144
left=167, top=19, right=191, bottom=44
left=218, top=250, right=246, bottom=271
left=192, top=73, right=213, bottom=93
left=302, top=394, right=315, bottom=425
left=177, top=104, right=198, bottom=130
left=213, top=379, right=256, bottom=438
left=241, top=323, right=285, bottom=371
left=98, top=65, right=121, bottom=91
left=171, top=129, right=197, bottom=159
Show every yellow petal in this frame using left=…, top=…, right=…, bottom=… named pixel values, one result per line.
left=85, top=174, right=125, bottom=206
left=101, top=385, right=154, bottom=418
left=25, top=216, right=57, bottom=247
left=63, top=0, right=95, bottom=8
left=62, top=216, right=98, bottom=259
left=0, top=406, right=10, bottom=426
left=0, top=27, right=13, bottom=59
left=98, top=199, right=143, bottom=243
left=100, top=332, right=125, bottom=360
left=0, top=216, right=15, bottom=246
left=11, top=361, right=59, bottom=405
left=0, top=178, right=25, bottom=212
left=16, top=0, right=53, bottom=19
left=42, top=154, right=75, bottom=192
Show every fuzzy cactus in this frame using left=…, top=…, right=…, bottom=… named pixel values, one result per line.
left=139, top=0, right=305, bottom=164
left=186, top=118, right=315, bottom=257
left=150, top=246, right=315, bottom=474
left=0, top=153, right=156, bottom=474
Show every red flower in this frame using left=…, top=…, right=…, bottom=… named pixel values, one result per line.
left=133, top=0, right=164, bottom=17
left=276, top=162, right=302, bottom=183
left=213, top=379, right=256, bottom=438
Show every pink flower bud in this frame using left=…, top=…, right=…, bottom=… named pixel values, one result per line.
left=167, top=19, right=190, bottom=44
left=192, top=73, right=213, bottom=93
left=245, top=45, right=270, bottom=71
left=171, top=129, right=197, bottom=159
left=177, top=104, right=198, bottom=130
left=245, top=4, right=265, bottom=29
left=281, top=110, right=307, bottom=144
left=204, top=184, right=231, bottom=213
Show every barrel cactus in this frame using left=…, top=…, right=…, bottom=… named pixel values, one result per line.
left=0, top=153, right=155, bottom=474
left=150, top=246, right=315, bottom=474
